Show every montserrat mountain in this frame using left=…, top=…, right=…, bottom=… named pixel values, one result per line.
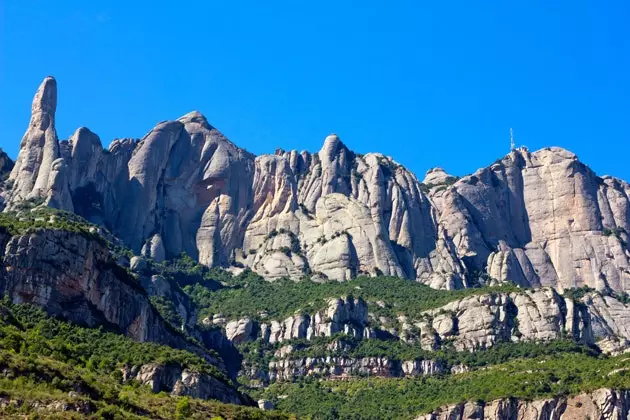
left=4, top=76, right=630, bottom=418
left=4, top=76, right=630, bottom=294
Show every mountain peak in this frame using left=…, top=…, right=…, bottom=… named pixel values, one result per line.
left=31, top=76, right=57, bottom=118
left=423, top=167, right=453, bottom=185
left=319, top=133, right=346, bottom=161
left=178, top=110, right=211, bottom=128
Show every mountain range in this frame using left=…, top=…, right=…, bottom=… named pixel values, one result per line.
left=0, top=77, right=629, bottom=418
left=5, top=76, right=630, bottom=293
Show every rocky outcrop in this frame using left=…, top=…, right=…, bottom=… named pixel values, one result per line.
left=407, top=287, right=630, bottom=353
left=122, top=363, right=246, bottom=405
left=225, top=318, right=254, bottom=344
left=138, top=274, right=198, bottom=331
left=415, top=388, right=630, bottom=420
left=256, top=356, right=443, bottom=383
left=223, top=296, right=370, bottom=344
left=0, top=149, right=14, bottom=180
left=231, top=288, right=630, bottom=355
left=0, top=229, right=213, bottom=360
left=438, top=148, right=630, bottom=292
left=0, top=396, right=94, bottom=416
left=8, top=77, right=60, bottom=203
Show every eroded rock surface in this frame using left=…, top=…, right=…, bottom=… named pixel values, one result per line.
left=5, top=77, right=630, bottom=294
left=415, top=388, right=630, bottom=420
left=123, top=363, right=245, bottom=405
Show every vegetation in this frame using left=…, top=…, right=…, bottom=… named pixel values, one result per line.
left=153, top=252, right=224, bottom=290
left=0, top=299, right=293, bottom=419
left=1, top=299, right=225, bottom=381
left=603, top=226, right=626, bottom=238
left=563, top=285, right=596, bottom=301
left=257, top=352, right=630, bottom=419
left=0, top=206, right=104, bottom=244
left=184, top=271, right=521, bottom=322
left=419, top=175, right=460, bottom=194
left=150, top=296, right=184, bottom=330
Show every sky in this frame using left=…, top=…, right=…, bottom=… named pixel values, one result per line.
left=1, top=1, right=629, bottom=181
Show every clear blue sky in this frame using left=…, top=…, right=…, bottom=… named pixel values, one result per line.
left=1, top=1, right=629, bottom=180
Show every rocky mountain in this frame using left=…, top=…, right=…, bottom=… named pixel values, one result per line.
left=3, top=76, right=630, bottom=419
left=7, top=77, right=630, bottom=293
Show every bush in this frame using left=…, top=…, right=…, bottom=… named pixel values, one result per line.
left=175, top=397, right=193, bottom=419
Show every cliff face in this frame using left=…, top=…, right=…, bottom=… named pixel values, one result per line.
left=0, top=229, right=215, bottom=359
left=249, top=356, right=444, bottom=384
left=5, top=77, right=630, bottom=295
left=415, top=388, right=630, bottom=420
left=437, top=148, right=630, bottom=293
left=121, top=363, right=246, bottom=405
left=212, top=288, right=630, bottom=356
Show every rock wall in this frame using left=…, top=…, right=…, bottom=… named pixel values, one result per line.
left=218, top=289, right=630, bottom=355
left=5, top=77, right=630, bottom=293
left=213, top=296, right=372, bottom=345
left=250, top=356, right=444, bottom=384
left=408, top=288, right=630, bottom=353
left=122, top=363, right=246, bottom=405
left=437, top=148, right=630, bottom=292
left=0, top=229, right=215, bottom=361
left=415, top=388, right=630, bottom=420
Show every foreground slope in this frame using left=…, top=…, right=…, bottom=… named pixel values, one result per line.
left=0, top=301, right=291, bottom=419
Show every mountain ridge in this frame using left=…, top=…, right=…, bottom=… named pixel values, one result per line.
left=2, top=76, right=630, bottom=418
left=3, top=76, right=630, bottom=294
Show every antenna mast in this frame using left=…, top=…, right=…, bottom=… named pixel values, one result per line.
left=510, top=128, right=516, bottom=151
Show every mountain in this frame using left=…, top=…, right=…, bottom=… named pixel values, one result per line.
left=1, top=76, right=630, bottom=418
left=6, top=77, right=630, bottom=294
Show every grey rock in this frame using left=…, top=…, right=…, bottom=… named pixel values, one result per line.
left=6, top=78, right=630, bottom=294
left=9, top=77, right=60, bottom=203
left=415, top=388, right=630, bottom=420
left=258, top=399, right=275, bottom=410
left=130, top=363, right=244, bottom=405
left=225, top=318, right=254, bottom=344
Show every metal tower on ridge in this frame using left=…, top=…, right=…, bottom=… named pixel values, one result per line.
left=510, top=128, right=516, bottom=151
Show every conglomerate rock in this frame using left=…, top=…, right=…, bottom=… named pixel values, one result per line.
left=5, top=77, right=630, bottom=295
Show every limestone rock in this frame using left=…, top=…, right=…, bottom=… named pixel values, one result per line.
left=0, top=148, right=14, bottom=179
left=9, top=76, right=60, bottom=203
left=414, top=388, right=630, bottom=420
left=258, top=400, right=275, bottom=410
left=0, top=229, right=201, bottom=354
left=417, top=287, right=630, bottom=353
left=129, top=256, right=148, bottom=272
left=141, top=233, right=166, bottom=262
left=129, top=363, right=244, bottom=405
left=264, top=356, right=443, bottom=383
left=438, top=147, right=630, bottom=292
left=6, top=77, right=630, bottom=293
left=225, top=318, right=254, bottom=344
left=423, top=168, right=454, bottom=186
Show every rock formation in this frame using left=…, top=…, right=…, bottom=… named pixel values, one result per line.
left=0, top=228, right=219, bottom=364
left=122, top=363, right=246, bottom=405
left=415, top=388, right=630, bottom=420
left=4, top=77, right=630, bottom=294
left=438, top=148, right=630, bottom=292
left=259, top=356, right=443, bottom=383
left=217, top=289, right=630, bottom=355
